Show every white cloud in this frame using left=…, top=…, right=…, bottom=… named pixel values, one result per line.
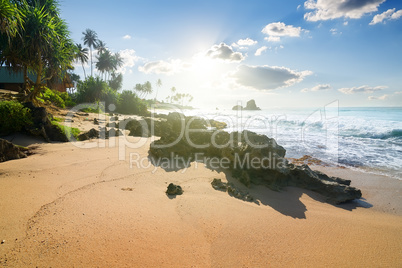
left=370, top=8, right=402, bottom=25
left=265, top=36, right=281, bottom=42
left=368, top=94, right=389, bottom=100
left=116, top=49, right=141, bottom=74
left=122, top=35, right=132, bottom=40
left=255, top=46, right=268, bottom=56
left=301, top=84, right=332, bottom=92
left=343, top=21, right=349, bottom=25
left=236, top=38, right=258, bottom=46
left=304, top=0, right=385, bottom=21
left=338, top=85, right=387, bottom=94
left=138, top=59, right=189, bottom=75
left=262, top=22, right=302, bottom=37
left=330, top=28, right=342, bottom=35
left=230, top=65, right=312, bottom=91
left=205, top=43, right=245, bottom=62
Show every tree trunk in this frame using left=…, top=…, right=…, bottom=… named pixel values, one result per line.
left=82, top=63, right=86, bottom=79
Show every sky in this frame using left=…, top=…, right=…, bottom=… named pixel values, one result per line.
left=60, top=0, right=402, bottom=109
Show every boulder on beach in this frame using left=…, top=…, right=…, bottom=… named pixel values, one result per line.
left=77, top=128, right=99, bottom=141
left=166, top=183, right=183, bottom=195
left=149, top=112, right=362, bottom=204
left=0, top=138, right=27, bottom=162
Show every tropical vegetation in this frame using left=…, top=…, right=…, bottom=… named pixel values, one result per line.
left=0, top=0, right=76, bottom=102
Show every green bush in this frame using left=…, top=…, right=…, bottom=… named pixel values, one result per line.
left=59, top=92, right=76, bottom=107
left=117, top=90, right=148, bottom=116
left=75, top=77, right=119, bottom=112
left=76, top=77, right=108, bottom=103
left=41, top=88, right=66, bottom=108
left=0, top=101, right=32, bottom=135
left=51, top=121, right=80, bottom=140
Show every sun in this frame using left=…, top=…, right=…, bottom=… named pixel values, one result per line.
left=191, top=54, right=220, bottom=79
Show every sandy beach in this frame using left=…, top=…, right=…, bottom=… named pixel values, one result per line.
left=0, top=113, right=401, bottom=267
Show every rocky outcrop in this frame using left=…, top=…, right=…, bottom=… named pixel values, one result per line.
left=149, top=112, right=362, bottom=204
left=232, top=99, right=261, bottom=111
left=77, top=128, right=99, bottom=141
left=166, top=183, right=183, bottom=195
left=211, top=178, right=253, bottom=202
left=245, top=99, right=260, bottom=110
left=23, top=102, right=68, bottom=142
left=0, top=138, right=27, bottom=162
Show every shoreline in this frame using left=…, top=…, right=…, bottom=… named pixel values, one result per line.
left=0, top=110, right=401, bottom=266
left=0, top=135, right=401, bottom=266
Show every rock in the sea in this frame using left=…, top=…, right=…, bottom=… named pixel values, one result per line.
left=245, top=99, right=260, bottom=110
left=0, top=138, right=27, bottom=162
left=232, top=104, right=243, bottom=110
left=232, top=99, right=261, bottom=111
left=166, top=183, right=183, bottom=195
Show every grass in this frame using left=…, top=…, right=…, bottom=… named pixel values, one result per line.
left=51, top=120, right=80, bottom=140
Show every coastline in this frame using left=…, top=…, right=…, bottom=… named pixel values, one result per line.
left=1, top=129, right=401, bottom=266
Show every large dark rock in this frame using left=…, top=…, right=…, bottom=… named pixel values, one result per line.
left=0, top=138, right=27, bottom=162
left=149, top=114, right=362, bottom=204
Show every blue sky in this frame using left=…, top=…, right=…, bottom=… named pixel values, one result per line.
left=60, top=0, right=402, bottom=108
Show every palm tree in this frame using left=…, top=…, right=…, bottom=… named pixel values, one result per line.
left=155, top=78, right=162, bottom=101
left=75, top=43, right=88, bottom=79
left=170, top=87, right=176, bottom=103
left=82, top=28, right=98, bottom=77
left=0, top=0, right=23, bottom=39
left=110, top=52, right=123, bottom=78
left=96, top=49, right=112, bottom=81
left=1, top=0, right=75, bottom=101
left=134, top=81, right=153, bottom=98
left=96, top=40, right=107, bottom=55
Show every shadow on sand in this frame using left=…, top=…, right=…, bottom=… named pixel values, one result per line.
left=148, top=153, right=373, bottom=219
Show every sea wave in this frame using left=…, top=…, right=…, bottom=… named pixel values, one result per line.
left=342, top=129, right=402, bottom=140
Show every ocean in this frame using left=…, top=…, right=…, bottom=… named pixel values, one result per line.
left=160, top=105, right=402, bottom=180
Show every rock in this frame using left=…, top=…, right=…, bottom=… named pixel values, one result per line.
left=209, top=119, right=227, bottom=129
left=23, top=102, right=69, bottom=142
left=96, top=127, right=122, bottom=139
left=211, top=178, right=228, bottom=191
left=0, top=139, right=27, bottom=162
left=77, top=128, right=99, bottom=141
left=232, top=104, right=243, bottom=110
left=1, top=240, right=5, bottom=244
left=211, top=178, right=254, bottom=202
left=166, top=183, right=183, bottom=195
left=149, top=117, right=362, bottom=204
left=245, top=99, right=260, bottom=110
left=232, top=99, right=261, bottom=111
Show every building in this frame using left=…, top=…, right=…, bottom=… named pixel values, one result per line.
left=0, top=67, right=72, bottom=93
